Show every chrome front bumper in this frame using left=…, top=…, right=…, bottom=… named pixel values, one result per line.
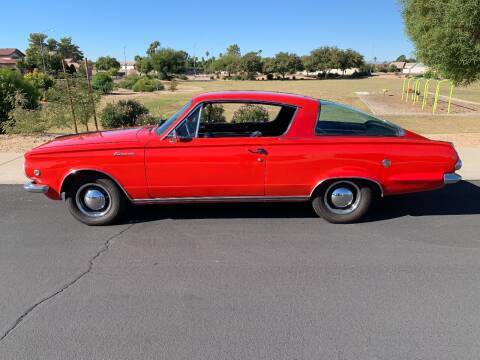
left=24, top=181, right=49, bottom=193
left=444, top=173, right=462, bottom=185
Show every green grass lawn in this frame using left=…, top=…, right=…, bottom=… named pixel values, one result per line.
left=101, top=77, right=480, bottom=134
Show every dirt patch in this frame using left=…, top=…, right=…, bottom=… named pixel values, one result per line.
left=357, top=91, right=480, bottom=116
left=423, top=133, right=480, bottom=147
left=0, top=135, right=56, bottom=153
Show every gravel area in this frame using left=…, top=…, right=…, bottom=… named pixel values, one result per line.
left=0, top=135, right=56, bottom=153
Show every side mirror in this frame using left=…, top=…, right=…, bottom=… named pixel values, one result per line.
left=168, top=129, right=192, bottom=143
left=168, top=130, right=178, bottom=143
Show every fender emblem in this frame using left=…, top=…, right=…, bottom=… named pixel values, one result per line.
left=113, top=151, right=135, bottom=157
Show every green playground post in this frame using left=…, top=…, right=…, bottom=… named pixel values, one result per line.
left=432, top=79, right=449, bottom=114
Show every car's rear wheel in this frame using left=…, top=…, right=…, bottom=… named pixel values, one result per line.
left=312, top=180, right=373, bottom=223
left=65, top=176, right=125, bottom=226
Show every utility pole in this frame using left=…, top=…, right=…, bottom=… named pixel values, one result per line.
left=84, top=57, right=99, bottom=131
left=124, top=46, right=127, bottom=76
left=40, top=39, right=47, bottom=74
left=62, top=59, right=78, bottom=134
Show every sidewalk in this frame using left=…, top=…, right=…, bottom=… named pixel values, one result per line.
left=1, top=148, right=479, bottom=185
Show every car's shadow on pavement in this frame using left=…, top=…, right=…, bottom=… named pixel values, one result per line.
left=126, top=181, right=480, bottom=223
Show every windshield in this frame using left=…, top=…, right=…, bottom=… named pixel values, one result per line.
left=316, top=100, right=403, bottom=136
left=156, top=100, right=192, bottom=135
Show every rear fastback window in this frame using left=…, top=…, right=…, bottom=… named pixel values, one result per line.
left=315, top=100, right=402, bottom=136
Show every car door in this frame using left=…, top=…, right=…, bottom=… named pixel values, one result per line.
left=145, top=105, right=267, bottom=198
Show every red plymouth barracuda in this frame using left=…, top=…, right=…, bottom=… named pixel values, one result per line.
left=24, top=91, right=462, bottom=225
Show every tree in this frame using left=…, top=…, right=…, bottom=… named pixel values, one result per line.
left=271, top=52, right=303, bottom=79
left=57, top=37, right=83, bottom=60
left=21, top=33, right=83, bottom=73
left=338, top=49, right=364, bottom=75
left=226, top=44, right=241, bottom=57
left=136, top=57, right=153, bottom=75
left=0, top=69, right=39, bottom=131
left=147, top=41, right=161, bottom=56
left=396, top=55, right=407, bottom=62
left=401, top=0, right=480, bottom=84
left=95, top=56, right=121, bottom=71
left=213, top=45, right=242, bottom=77
left=301, top=55, right=316, bottom=76
left=151, top=48, right=186, bottom=79
left=91, top=73, right=114, bottom=94
left=308, top=47, right=341, bottom=78
left=239, top=51, right=262, bottom=79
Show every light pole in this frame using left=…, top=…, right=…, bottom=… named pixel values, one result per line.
left=39, top=28, right=53, bottom=74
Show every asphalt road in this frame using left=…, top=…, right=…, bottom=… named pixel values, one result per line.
left=1, top=182, right=480, bottom=360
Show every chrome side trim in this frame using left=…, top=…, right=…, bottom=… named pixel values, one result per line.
left=60, top=169, right=133, bottom=200
left=444, top=173, right=462, bottom=185
left=309, top=177, right=385, bottom=198
left=132, top=195, right=309, bottom=205
left=24, top=181, right=49, bottom=193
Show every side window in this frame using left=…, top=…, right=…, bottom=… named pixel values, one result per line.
left=176, top=106, right=201, bottom=138
left=315, top=100, right=401, bottom=136
left=197, top=102, right=296, bottom=138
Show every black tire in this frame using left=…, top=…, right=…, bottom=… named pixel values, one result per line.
left=65, top=176, right=126, bottom=226
left=312, top=180, right=373, bottom=223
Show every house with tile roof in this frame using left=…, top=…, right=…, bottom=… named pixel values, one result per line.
left=0, top=48, right=25, bottom=69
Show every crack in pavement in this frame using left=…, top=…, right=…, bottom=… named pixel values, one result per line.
left=0, top=223, right=135, bottom=344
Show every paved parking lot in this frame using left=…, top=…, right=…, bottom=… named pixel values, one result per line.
left=1, top=182, right=480, bottom=359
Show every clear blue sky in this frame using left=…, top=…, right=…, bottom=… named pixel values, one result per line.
left=0, top=0, right=414, bottom=62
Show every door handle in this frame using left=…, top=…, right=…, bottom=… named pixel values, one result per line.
left=248, top=148, right=268, bottom=155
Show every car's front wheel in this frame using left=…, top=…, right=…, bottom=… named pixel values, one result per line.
left=312, top=180, right=373, bottom=223
left=65, top=176, right=126, bottom=226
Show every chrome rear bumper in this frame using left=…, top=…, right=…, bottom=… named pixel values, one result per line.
left=444, top=173, right=462, bottom=185
left=24, top=181, right=49, bottom=193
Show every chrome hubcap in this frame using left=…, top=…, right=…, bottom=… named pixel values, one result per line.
left=324, top=181, right=361, bottom=215
left=75, top=183, right=111, bottom=218
left=330, top=187, right=354, bottom=208
left=84, top=189, right=106, bottom=211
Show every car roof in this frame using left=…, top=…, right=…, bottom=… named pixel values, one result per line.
left=191, top=91, right=318, bottom=107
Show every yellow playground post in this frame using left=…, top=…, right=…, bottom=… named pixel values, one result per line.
left=422, top=79, right=435, bottom=110
left=432, top=80, right=454, bottom=114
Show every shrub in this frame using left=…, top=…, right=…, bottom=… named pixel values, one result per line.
left=132, top=78, right=164, bottom=92
left=176, top=74, right=188, bottom=80
left=266, top=73, right=274, bottom=80
left=132, top=78, right=155, bottom=92
left=24, top=71, right=54, bottom=100
left=0, top=69, right=39, bottom=132
left=136, top=113, right=158, bottom=126
left=201, top=104, right=226, bottom=123
left=232, top=104, right=269, bottom=123
left=100, top=100, right=150, bottom=128
left=91, top=72, right=113, bottom=94
left=2, top=92, right=48, bottom=134
left=168, top=79, right=178, bottom=92
left=107, top=67, right=119, bottom=77
left=118, top=74, right=140, bottom=89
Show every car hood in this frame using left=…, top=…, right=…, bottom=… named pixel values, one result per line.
left=31, top=128, right=143, bottom=151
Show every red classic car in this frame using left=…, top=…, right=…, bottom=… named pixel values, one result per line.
left=24, top=91, right=462, bottom=225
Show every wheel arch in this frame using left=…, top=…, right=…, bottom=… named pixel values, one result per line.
left=309, top=177, right=384, bottom=199
left=60, top=169, right=132, bottom=201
